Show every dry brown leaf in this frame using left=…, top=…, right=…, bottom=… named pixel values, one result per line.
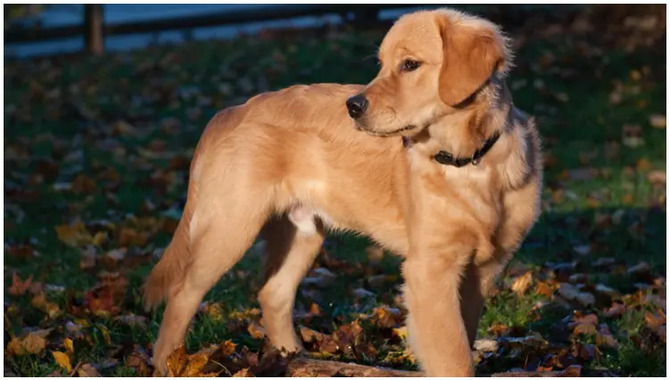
left=574, top=323, right=597, bottom=335
left=371, top=305, right=403, bottom=329
left=622, top=124, right=645, bottom=147
left=535, top=280, right=556, bottom=298
left=300, top=326, right=326, bottom=343
left=126, top=345, right=152, bottom=376
left=182, top=352, right=210, bottom=377
left=221, top=339, right=237, bottom=356
left=511, top=272, right=533, bottom=295
left=9, top=273, right=33, bottom=296
left=77, top=363, right=101, bottom=377
left=166, top=345, right=189, bottom=376
left=247, top=321, right=267, bottom=339
left=644, top=311, right=665, bottom=329
left=52, top=351, right=72, bottom=373
left=233, top=368, right=253, bottom=377
left=648, top=170, right=666, bottom=184
left=114, top=314, right=147, bottom=328
left=596, top=324, right=619, bottom=348
left=18, top=332, right=48, bottom=355
left=637, top=157, right=652, bottom=171
left=80, top=246, right=97, bottom=270
left=649, top=114, right=666, bottom=128
left=55, top=221, right=92, bottom=247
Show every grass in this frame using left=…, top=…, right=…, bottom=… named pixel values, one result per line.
left=4, top=5, right=666, bottom=377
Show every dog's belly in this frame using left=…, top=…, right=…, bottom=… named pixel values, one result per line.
left=282, top=163, right=410, bottom=255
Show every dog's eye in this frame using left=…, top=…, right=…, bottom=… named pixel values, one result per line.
left=400, top=59, right=421, bottom=72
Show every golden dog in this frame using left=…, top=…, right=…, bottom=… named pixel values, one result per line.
left=145, top=8, right=542, bottom=376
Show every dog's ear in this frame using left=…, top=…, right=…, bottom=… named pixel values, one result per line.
left=437, top=17, right=505, bottom=106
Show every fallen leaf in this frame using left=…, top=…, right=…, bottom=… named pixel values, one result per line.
left=126, top=345, right=152, bottom=376
left=637, top=157, right=652, bottom=171
left=221, top=339, right=237, bottom=356
left=10, top=330, right=50, bottom=355
left=627, top=262, right=651, bottom=278
left=574, top=323, right=597, bottom=335
left=572, top=244, right=591, bottom=256
left=392, top=326, right=408, bottom=340
left=622, top=124, right=645, bottom=147
left=77, top=363, right=101, bottom=377
left=9, top=273, right=34, bottom=296
left=55, top=221, right=92, bottom=247
left=511, top=271, right=533, bottom=295
left=114, top=314, right=147, bottom=328
left=535, top=280, right=556, bottom=298
left=63, top=338, right=74, bottom=357
left=182, top=352, right=210, bottom=377
left=300, top=326, right=326, bottom=343
left=80, top=245, right=97, bottom=270
left=596, top=324, right=619, bottom=348
left=604, top=303, right=626, bottom=318
left=648, top=170, right=666, bottom=184
left=649, top=114, right=665, bottom=128
left=233, top=368, right=253, bottom=377
left=644, top=311, right=665, bottom=329
left=52, top=351, right=72, bottom=373
left=247, top=321, right=266, bottom=339
left=473, top=339, right=499, bottom=352
left=370, top=305, right=403, bottom=329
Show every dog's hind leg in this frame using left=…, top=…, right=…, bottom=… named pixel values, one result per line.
left=152, top=189, right=273, bottom=375
left=258, top=207, right=324, bottom=353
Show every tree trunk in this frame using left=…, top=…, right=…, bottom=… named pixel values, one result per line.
left=84, top=4, right=104, bottom=55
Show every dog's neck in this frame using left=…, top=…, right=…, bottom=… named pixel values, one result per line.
left=408, top=77, right=510, bottom=164
left=404, top=78, right=534, bottom=190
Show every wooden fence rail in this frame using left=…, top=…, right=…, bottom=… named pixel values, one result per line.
left=5, top=4, right=411, bottom=52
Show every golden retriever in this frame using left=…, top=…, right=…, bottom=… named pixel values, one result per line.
left=144, top=8, right=542, bottom=376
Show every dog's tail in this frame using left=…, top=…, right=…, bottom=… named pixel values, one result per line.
left=143, top=200, right=195, bottom=311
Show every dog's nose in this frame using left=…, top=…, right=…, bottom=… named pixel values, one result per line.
left=346, top=94, right=369, bottom=119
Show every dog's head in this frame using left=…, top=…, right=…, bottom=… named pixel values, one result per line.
left=347, top=9, right=511, bottom=137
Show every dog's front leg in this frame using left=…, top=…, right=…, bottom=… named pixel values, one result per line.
left=403, top=240, right=475, bottom=376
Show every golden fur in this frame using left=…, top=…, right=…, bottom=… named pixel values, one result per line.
left=145, top=8, right=542, bottom=376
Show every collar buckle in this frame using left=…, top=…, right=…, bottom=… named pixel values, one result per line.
left=433, top=130, right=501, bottom=168
left=471, top=156, right=481, bottom=166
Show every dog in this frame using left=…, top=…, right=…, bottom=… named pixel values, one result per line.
left=144, top=8, right=542, bottom=376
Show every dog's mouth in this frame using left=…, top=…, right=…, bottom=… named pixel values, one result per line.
left=355, top=123, right=417, bottom=137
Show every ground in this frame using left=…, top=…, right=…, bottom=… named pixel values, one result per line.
left=4, top=5, right=666, bottom=377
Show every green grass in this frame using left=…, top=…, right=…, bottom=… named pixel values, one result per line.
left=4, top=6, right=665, bottom=377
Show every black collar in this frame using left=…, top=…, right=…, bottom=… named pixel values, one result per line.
left=433, top=131, right=501, bottom=167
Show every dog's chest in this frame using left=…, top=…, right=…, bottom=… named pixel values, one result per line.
left=440, top=166, right=503, bottom=228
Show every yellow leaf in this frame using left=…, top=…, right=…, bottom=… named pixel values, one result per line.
left=393, top=326, right=408, bottom=340
left=92, top=231, right=108, bottom=246
left=52, top=351, right=72, bottom=373
left=64, top=338, right=74, bottom=357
